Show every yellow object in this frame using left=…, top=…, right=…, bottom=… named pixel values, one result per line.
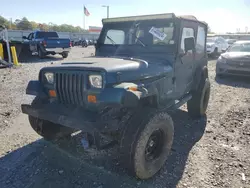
left=88, top=95, right=97, bottom=103
left=0, top=43, right=4, bottom=59
left=49, top=90, right=57, bottom=97
left=11, top=46, right=19, bottom=66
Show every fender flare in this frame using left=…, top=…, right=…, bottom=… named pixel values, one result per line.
left=193, top=65, right=208, bottom=91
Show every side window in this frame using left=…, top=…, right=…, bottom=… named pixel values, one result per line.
left=104, top=29, right=125, bottom=44
left=196, top=26, right=206, bottom=53
left=181, top=27, right=194, bottom=52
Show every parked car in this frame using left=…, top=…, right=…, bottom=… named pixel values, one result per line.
left=225, top=39, right=237, bottom=47
left=207, top=36, right=229, bottom=57
left=216, top=40, right=250, bottom=77
left=21, top=13, right=210, bottom=180
left=81, top=39, right=88, bottom=47
left=23, top=31, right=71, bottom=58
left=70, top=40, right=75, bottom=47
left=88, top=39, right=94, bottom=45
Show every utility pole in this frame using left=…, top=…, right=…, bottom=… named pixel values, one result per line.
left=9, top=18, right=12, bottom=29
left=102, top=5, right=109, bottom=18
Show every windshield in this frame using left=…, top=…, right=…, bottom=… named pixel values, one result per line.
left=228, top=43, right=250, bottom=52
left=100, top=20, right=175, bottom=46
left=36, top=32, right=59, bottom=39
left=207, top=37, right=216, bottom=43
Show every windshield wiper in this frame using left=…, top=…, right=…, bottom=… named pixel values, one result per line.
left=106, top=35, right=116, bottom=45
left=135, top=36, right=146, bottom=47
left=133, top=22, right=146, bottom=47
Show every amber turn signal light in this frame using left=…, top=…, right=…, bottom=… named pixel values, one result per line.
left=128, top=87, right=138, bottom=91
left=49, top=90, right=57, bottom=97
left=88, top=95, right=97, bottom=103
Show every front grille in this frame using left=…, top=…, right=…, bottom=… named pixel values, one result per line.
left=227, top=60, right=250, bottom=68
left=55, top=72, right=86, bottom=106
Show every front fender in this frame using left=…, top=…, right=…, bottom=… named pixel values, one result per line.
left=192, top=66, right=208, bottom=91
left=97, top=88, right=142, bottom=108
left=26, top=80, right=47, bottom=98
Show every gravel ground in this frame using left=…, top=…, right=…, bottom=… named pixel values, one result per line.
left=0, top=47, right=250, bottom=188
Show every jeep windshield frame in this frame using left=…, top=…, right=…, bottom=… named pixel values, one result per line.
left=96, top=19, right=178, bottom=60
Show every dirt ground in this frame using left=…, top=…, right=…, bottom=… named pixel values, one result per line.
left=0, top=46, right=249, bottom=188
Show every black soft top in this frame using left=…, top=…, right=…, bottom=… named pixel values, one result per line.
left=102, top=13, right=207, bottom=27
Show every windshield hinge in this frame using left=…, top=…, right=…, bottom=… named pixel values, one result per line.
left=172, top=77, right=176, bottom=84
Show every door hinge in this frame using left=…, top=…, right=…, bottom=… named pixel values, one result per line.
left=172, top=77, right=176, bottom=84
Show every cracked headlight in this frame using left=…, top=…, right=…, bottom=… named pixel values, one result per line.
left=89, top=75, right=102, bottom=88
left=44, top=72, right=54, bottom=84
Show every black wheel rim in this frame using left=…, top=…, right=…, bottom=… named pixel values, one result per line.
left=145, top=129, right=164, bottom=161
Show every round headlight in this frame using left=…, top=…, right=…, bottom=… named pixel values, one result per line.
left=89, top=75, right=102, bottom=88
left=44, top=72, right=54, bottom=84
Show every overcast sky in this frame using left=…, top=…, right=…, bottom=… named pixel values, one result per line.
left=1, top=0, right=250, bottom=33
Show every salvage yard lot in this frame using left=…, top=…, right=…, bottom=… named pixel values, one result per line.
left=0, top=47, right=250, bottom=188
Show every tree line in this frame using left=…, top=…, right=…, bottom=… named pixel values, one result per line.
left=0, top=16, right=88, bottom=33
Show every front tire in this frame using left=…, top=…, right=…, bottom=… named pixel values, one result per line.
left=187, top=78, right=210, bottom=118
left=120, top=108, right=174, bottom=179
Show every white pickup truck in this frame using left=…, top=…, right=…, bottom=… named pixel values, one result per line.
left=207, top=37, right=229, bottom=57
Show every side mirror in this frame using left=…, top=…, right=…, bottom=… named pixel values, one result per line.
left=184, top=37, right=195, bottom=53
left=22, top=36, right=27, bottom=39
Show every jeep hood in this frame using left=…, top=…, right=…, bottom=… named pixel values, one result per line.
left=48, top=57, right=173, bottom=84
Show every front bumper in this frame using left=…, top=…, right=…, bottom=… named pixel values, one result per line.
left=21, top=103, right=119, bottom=132
left=45, top=47, right=71, bottom=53
left=216, top=62, right=250, bottom=76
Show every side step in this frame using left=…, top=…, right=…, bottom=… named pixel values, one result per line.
left=169, top=93, right=192, bottom=111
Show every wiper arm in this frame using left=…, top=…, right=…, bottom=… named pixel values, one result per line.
left=106, top=35, right=116, bottom=45
left=133, top=22, right=146, bottom=47
left=135, top=36, right=146, bottom=47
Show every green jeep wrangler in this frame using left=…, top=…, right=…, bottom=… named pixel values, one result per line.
left=21, top=13, right=210, bottom=179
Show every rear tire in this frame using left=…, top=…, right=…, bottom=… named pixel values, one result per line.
left=120, top=108, right=174, bottom=179
left=38, top=48, right=46, bottom=59
left=61, top=52, right=68, bottom=58
left=187, top=78, right=210, bottom=118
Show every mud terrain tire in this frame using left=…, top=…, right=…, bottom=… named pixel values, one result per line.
left=120, top=108, right=174, bottom=179
left=187, top=78, right=210, bottom=118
